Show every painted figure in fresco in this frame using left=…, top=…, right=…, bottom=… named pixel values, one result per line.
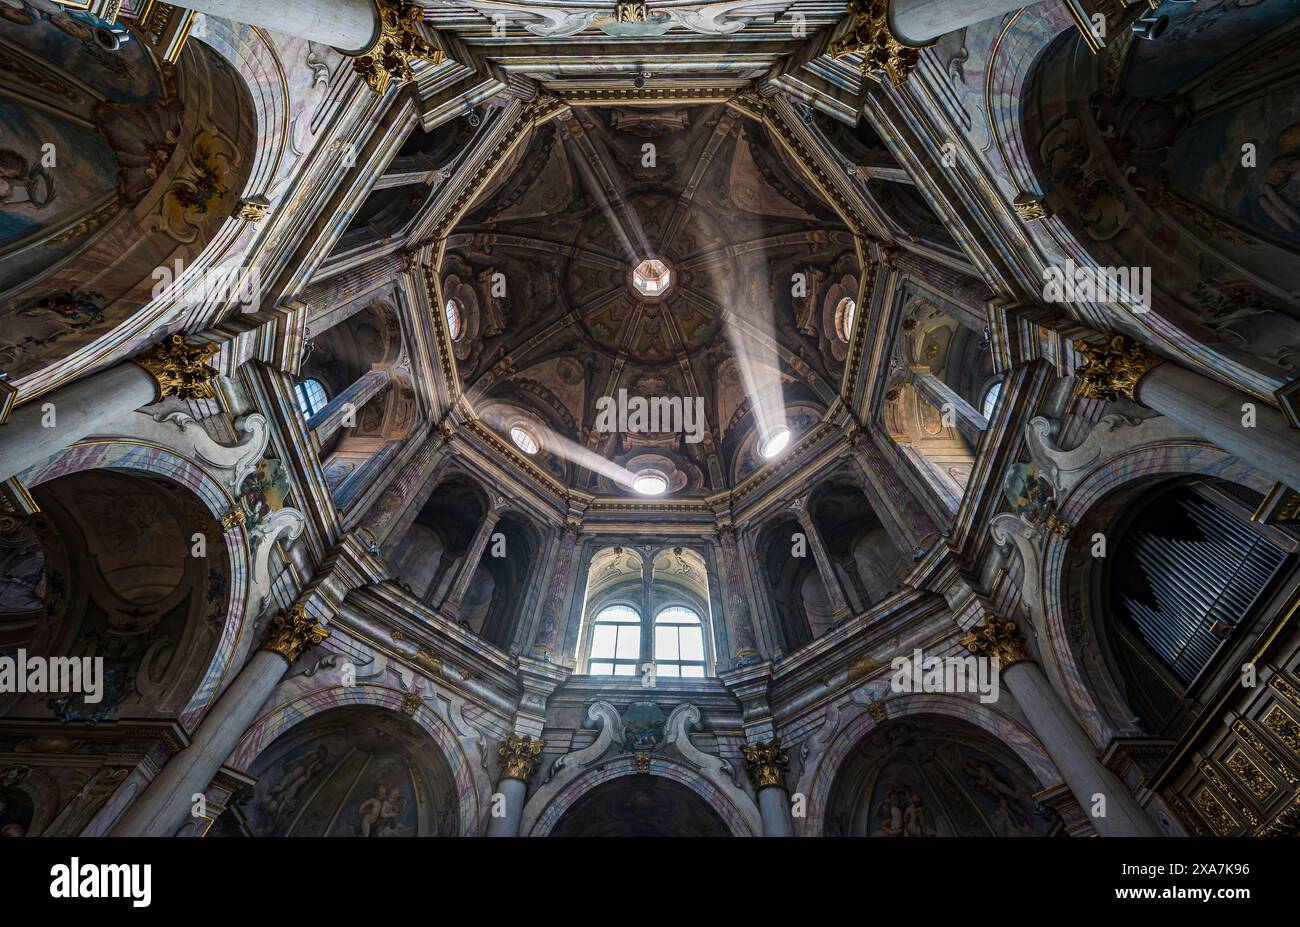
left=1261, top=123, right=1300, bottom=236
left=376, top=784, right=406, bottom=836
left=903, top=792, right=936, bottom=837
left=963, top=757, right=1033, bottom=836
left=0, top=147, right=54, bottom=209
left=356, top=783, right=387, bottom=837
left=875, top=787, right=908, bottom=836
left=265, top=745, right=327, bottom=818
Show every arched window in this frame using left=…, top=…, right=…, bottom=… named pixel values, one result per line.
left=444, top=298, right=464, bottom=340
left=834, top=296, right=857, bottom=343
left=294, top=378, right=328, bottom=418
left=510, top=424, right=540, bottom=455
left=654, top=605, right=706, bottom=677
left=587, top=604, right=641, bottom=676
left=981, top=379, right=1003, bottom=420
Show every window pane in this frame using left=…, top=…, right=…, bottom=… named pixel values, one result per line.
left=657, top=663, right=680, bottom=677
left=681, top=665, right=705, bottom=678
left=656, top=606, right=700, bottom=626
left=589, top=661, right=613, bottom=675
left=591, top=625, right=617, bottom=659
left=597, top=605, right=639, bottom=623
left=679, top=627, right=704, bottom=661
left=655, top=626, right=678, bottom=660
left=613, top=663, right=636, bottom=677
left=614, top=626, right=639, bottom=660
left=982, top=380, right=1002, bottom=419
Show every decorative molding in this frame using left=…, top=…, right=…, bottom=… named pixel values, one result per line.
left=499, top=731, right=544, bottom=782
left=260, top=604, right=331, bottom=663
left=741, top=737, right=789, bottom=790
left=1012, top=193, right=1049, bottom=221
left=348, top=0, right=446, bottom=94
left=959, top=614, right=1031, bottom=668
left=1072, top=335, right=1166, bottom=403
left=129, top=335, right=221, bottom=403
left=664, top=703, right=737, bottom=785
left=828, top=0, right=934, bottom=87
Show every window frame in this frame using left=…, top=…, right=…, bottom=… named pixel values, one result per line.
left=584, top=602, right=643, bottom=676
left=652, top=604, right=707, bottom=678
left=294, top=378, right=329, bottom=419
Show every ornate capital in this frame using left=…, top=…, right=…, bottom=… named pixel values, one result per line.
left=260, top=604, right=331, bottom=663
left=1012, top=193, right=1049, bottom=221
left=130, top=334, right=221, bottom=402
left=1072, top=335, right=1165, bottom=403
left=499, top=732, right=544, bottom=783
left=742, top=738, right=790, bottom=790
left=349, top=1, right=446, bottom=95
left=829, top=0, right=933, bottom=88
left=959, top=615, right=1031, bottom=668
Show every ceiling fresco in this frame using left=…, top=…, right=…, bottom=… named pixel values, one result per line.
left=443, top=103, right=861, bottom=494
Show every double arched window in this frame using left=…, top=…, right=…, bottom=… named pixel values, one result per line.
left=585, top=604, right=708, bottom=676
left=578, top=547, right=715, bottom=677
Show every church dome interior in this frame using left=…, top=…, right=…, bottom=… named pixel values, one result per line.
left=1, top=0, right=1299, bottom=877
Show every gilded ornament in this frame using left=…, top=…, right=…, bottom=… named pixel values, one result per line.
left=260, top=604, right=331, bottom=663
left=499, top=732, right=544, bottom=782
left=829, top=0, right=933, bottom=88
left=130, top=334, right=221, bottom=402
left=234, top=196, right=271, bottom=222
left=1045, top=512, right=1071, bottom=538
left=959, top=614, right=1031, bottom=667
left=1072, top=335, right=1165, bottom=403
left=220, top=507, right=246, bottom=529
left=1012, top=193, right=1049, bottom=221
left=350, top=1, right=446, bottom=94
left=741, top=738, right=789, bottom=790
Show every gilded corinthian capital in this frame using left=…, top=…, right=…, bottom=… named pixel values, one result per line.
left=350, top=0, right=446, bottom=94
left=1072, top=335, right=1165, bottom=403
left=959, top=615, right=1030, bottom=668
left=742, top=738, right=790, bottom=790
left=499, top=732, right=544, bottom=783
left=829, top=0, right=933, bottom=88
left=130, top=334, right=221, bottom=402
left=260, top=605, right=331, bottom=663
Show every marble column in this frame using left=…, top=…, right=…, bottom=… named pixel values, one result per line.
left=1075, top=334, right=1300, bottom=492
left=961, top=616, right=1161, bottom=837
left=109, top=605, right=331, bottom=837
left=441, top=508, right=501, bottom=619
left=909, top=368, right=988, bottom=448
left=889, top=0, right=1034, bottom=45
left=175, top=0, right=380, bottom=52
left=0, top=335, right=219, bottom=485
left=485, top=733, right=543, bottom=837
left=742, top=738, right=794, bottom=837
left=173, top=0, right=443, bottom=92
left=308, top=367, right=392, bottom=444
left=792, top=498, right=852, bottom=622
